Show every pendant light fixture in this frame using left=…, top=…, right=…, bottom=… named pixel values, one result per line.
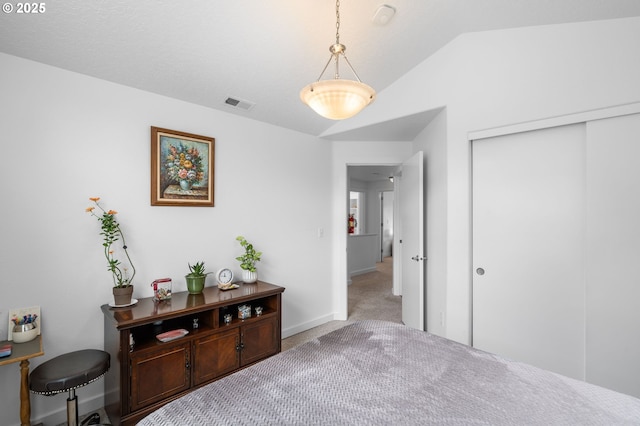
left=300, top=0, right=376, bottom=120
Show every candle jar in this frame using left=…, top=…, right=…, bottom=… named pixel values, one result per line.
left=151, top=278, right=172, bottom=301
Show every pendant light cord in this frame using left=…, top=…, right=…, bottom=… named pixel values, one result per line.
left=335, top=0, right=341, bottom=45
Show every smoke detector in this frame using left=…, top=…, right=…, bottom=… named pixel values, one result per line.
left=372, top=5, right=396, bottom=25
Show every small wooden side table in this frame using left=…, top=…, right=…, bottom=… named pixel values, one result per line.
left=0, top=336, right=44, bottom=426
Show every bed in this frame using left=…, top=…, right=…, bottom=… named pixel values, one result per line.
left=138, top=320, right=640, bottom=425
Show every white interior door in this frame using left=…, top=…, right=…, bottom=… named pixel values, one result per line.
left=472, top=124, right=586, bottom=380
left=400, top=151, right=424, bottom=330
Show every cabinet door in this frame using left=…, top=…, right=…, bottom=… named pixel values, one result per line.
left=130, top=343, right=191, bottom=411
left=241, top=316, right=279, bottom=366
left=193, top=328, right=240, bottom=386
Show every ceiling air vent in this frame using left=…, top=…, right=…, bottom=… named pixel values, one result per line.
left=224, top=96, right=255, bottom=111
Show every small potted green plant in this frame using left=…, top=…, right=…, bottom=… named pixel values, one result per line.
left=185, top=261, right=207, bottom=294
left=235, top=236, right=262, bottom=283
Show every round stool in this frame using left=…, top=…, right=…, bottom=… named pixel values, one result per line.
left=30, top=349, right=110, bottom=426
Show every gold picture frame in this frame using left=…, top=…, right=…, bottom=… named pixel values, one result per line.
left=151, top=127, right=215, bottom=207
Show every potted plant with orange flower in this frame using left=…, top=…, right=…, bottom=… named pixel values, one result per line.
left=86, top=197, right=136, bottom=305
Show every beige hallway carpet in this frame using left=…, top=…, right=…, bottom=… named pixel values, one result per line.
left=282, top=257, right=401, bottom=350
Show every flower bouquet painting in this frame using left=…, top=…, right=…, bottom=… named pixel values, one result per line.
left=151, top=126, right=215, bottom=207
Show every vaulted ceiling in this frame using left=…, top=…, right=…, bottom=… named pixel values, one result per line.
left=2, top=0, right=640, bottom=138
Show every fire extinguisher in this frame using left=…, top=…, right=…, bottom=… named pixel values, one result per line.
left=348, top=214, right=356, bottom=234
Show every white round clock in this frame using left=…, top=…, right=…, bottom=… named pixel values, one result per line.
left=215, top=268, right=234, bottom=285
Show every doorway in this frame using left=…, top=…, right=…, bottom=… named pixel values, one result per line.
left=380, top=190, right=394, bottom=261
left=345, top=154, right=425, bottom=331
left=347, top=165, right=398, bottom=319
left=349, top=191, right=363, bottom=235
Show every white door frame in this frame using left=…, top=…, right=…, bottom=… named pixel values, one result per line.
left=336, top=163, right=401, bottom=320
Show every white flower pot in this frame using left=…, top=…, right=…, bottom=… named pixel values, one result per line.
left=242, top=270, right=257, bottom=283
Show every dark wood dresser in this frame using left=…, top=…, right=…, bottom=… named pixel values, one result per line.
left=101, top=281, right=284, bottom=425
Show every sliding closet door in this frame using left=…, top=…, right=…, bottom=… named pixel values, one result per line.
left=472, top=124, right=586, bottom=380
left=586, top=113, right=640, bottom=397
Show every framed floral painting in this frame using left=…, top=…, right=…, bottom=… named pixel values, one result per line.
left=151, top=127, right=215, bottom=206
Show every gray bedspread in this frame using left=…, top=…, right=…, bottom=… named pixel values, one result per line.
left=138, top=320, right=640, bottom=425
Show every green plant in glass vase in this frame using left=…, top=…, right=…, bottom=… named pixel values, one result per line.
left=86, top=197, right=136, bottom=288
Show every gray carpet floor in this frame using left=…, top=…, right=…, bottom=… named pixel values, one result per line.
left=282, top=256, right=401, bottom=350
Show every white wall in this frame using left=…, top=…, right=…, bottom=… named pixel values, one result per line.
left=326, top=16, right=640, bottom=344
left=0, top=53, right=332, bottom=425
left=347, top=234, right=378, bottom=276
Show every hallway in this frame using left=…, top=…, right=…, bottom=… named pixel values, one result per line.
left=348, top=256, right=401, bottom=323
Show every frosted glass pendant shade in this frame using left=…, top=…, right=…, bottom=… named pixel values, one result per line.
left=300, top=79, right=376, bottom=120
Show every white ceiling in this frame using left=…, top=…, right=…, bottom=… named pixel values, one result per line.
left=2, top=0, right=640, bottom=139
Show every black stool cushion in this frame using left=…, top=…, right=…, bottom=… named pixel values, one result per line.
left=30, top=349, right=110, bottom=395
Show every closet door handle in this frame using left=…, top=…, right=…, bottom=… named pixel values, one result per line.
left=476, top=268, right=485, bottom=276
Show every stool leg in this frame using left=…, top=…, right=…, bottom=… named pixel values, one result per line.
left=67, top=388, right=78, bottom=426
left=19, top=359, right=31, bottom=426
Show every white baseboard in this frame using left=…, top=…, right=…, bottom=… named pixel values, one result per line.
left=349, top=266, right=377, bottom=277
left=282, top=313, right=336, bottom=339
